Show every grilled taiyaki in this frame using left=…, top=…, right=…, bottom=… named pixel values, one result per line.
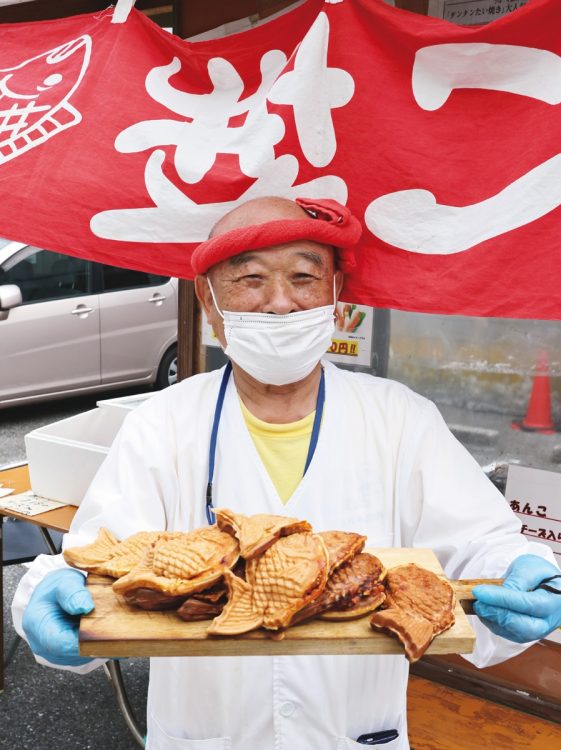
left=62, top=527, right=120, bottom=571
left=177, top=597, right=227, bottom=622
left=208, top=532, right=330, bottom=635
left=206, top=570, right=263, bottom=634
left=370, top=563, right=456, bottom=662
left=125, top=579, right=229, bottom=614
left=292, top=552, right=386, bottom=624
left=123, top=588, right=189, bottom=611
left=112, top=526, right=239, bottom=598
left=214, top=508, right=312, bottom=560
left=317, top=530, right=367, bottom=574
left=249, top=532, right=330, bottom=630
left=63, top=528, right=172, bottom=577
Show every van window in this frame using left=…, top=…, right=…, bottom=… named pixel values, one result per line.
left=101, top=264, right=169, bottom=292
left=2, top=249, right=91, bottom=303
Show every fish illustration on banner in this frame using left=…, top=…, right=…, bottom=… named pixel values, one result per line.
left=0, top=35, right=90, bottom=164
left=1, top=0, right=561, bottom=319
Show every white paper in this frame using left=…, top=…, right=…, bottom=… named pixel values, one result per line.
left=0, top=490, right=67, bottom=516
left=0, top=486, right=15, bottom=498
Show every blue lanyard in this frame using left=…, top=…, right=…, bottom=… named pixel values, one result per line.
left=206, top=362, right=326, bottom=525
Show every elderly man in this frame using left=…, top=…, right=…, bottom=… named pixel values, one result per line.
left=13, top=197, right=561, bottom=750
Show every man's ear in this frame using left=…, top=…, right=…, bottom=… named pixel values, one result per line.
left=194, top=275, right=213, bottom=320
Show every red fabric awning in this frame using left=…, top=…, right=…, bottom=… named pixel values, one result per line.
left=1, top=0, right=560, bottom=318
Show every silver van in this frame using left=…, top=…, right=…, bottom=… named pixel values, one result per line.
left=0, top=239, right=178, bottom=408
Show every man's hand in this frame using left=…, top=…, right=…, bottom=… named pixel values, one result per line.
left=22, top=568, right=95, bottom=667
left=472, top=554, right=561, bottom=643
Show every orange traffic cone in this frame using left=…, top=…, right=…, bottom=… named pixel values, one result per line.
left=512, top=351, right=556, bottom=434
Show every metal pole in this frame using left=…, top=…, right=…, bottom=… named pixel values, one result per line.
left=103, top=660, right=146, bottom=748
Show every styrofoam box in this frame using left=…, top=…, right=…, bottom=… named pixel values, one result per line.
left=25, top=408, right=129, bottom=506
left=96, top=391, right=155, bottom=413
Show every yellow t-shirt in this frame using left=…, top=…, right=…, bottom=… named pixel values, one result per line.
left=239, top=398, right=315, bottom=504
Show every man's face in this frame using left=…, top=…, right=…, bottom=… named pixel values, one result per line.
left=195, top=241, right=343, bottom=348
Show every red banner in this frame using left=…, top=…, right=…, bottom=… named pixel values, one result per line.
left=1, top=0, right=561, bottom=318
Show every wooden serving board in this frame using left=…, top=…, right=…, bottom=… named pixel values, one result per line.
left=79, top=547, right=476, bottom=658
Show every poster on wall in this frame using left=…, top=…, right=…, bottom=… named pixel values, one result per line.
left=428, top=0, right=529, bottom=26
left=325, top=302, right=373, bottom=367
left=201, top=301, right=374, bottom=369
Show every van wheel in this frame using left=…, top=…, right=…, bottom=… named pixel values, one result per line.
left=156, top=345, right=177, bottom=389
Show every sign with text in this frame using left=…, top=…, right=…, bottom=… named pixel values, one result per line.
left=505, top=463, right=561, bottom=565
left=428, top=0, right=529, bottom=26
left=325, top=302, right=373, bottom=368
left=505, top=463, right=561, bottom=642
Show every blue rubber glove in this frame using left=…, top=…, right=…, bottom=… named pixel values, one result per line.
left=22, top=568, right=95, bottom=667
left=472, top=554, right=561, bottom=643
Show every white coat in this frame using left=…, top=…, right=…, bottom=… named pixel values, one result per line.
left=12, top=362, right=556, bottom=750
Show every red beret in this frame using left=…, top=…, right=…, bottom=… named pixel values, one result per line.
left=191, top=197, right=362, bottom=275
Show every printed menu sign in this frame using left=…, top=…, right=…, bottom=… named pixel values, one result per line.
left=505, top=463, right=561, bottom=643
left=505, top=464, right=561, bottom=564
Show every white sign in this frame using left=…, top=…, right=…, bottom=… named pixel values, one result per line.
left=505, top=463, right=561, bottom=643
left=428, top=0, right=529, bottom=26
left=505, top=464, right=561, bottom=564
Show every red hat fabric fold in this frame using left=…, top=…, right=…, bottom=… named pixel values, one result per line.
left=190, top=197, right=362, bottom=275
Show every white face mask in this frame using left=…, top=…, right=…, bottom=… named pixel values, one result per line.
left=207, top=279, right=336, bottom=386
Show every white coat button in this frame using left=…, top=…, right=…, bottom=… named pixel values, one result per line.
left=279, top=701, right=296, bottom=717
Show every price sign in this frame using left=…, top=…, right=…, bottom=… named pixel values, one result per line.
left=505, top=463, right=561, bottom=643
left=506, top=464, right=561, bottom=564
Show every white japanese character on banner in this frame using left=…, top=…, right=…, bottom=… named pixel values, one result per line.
left=268, top=12, right=354, bottom=168
left=0, top=36, right=91, bottom=165
left=91, top=11, right=354, bottom=244
left=91, top=150, right=347, bottom=242
left=114, top=50, right=287, bottom=184
left=365, top=43, right=561, bottom=254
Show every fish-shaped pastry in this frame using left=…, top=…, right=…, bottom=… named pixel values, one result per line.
left=63, top=528, right=175, bottom=578
left=112, top=525, right=239, bottom=599
left=214, top=507, right=312, bottom=559
left=208, top=532, right=329, bottom=635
